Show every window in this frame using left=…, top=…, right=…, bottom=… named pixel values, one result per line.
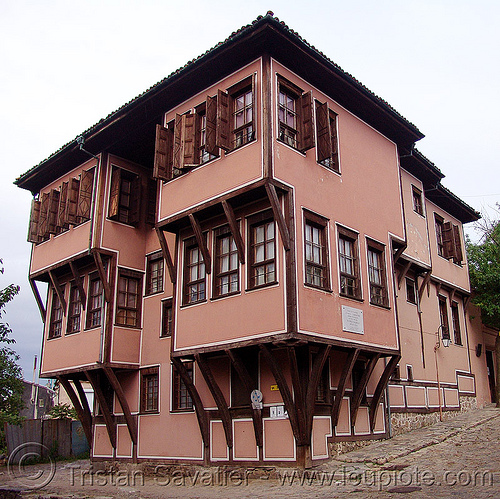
left=438, top=296, right=451, bottom=342
left=67, top=282, right=82, bottom=334
left=338, top=227, right=361, bottom=299
left=391, top=364, right=401, bottom=380
left=412, top=186, right=424, bottom=216
left=406, top=278, right=417, bottom=305
left=367, top=241, right=388, bottom=307
left=451, top=302, right=462, bottom=345
left=277, top=77, right=314, bottom=152
left=248, top=211, right=276, bottom=289
left=316, top=101, right=339, bottom=172
left=435, top=215, right=463, bottom=264
left=161, top=299, right=173, bottom=338
left=86, top=273, right=103, bottom=328
left=108, top=167, right=140, bottom=226
left=406, top=365, right=414, bottom=382
left=315, top=358, right=330, bottom=403
left=48, top=286, right=64, bottom=339
left=146, top=251, right=164, bottom=295
left=141, top=367, right=159, bottom=413
left=183, top=237, right=206, bottom=305
left=196, top=106, right=217, bottom=164
left=116, top=270, right=142, bottom=327
left=304, top=212, right=330, bottom=290
left=232, top=87, right=254, bottom=148
left=213, top=225, right=239, bottom=297
left=435, top=215, right=445, bottom=257
left=172, top=362, right=193, bottom=411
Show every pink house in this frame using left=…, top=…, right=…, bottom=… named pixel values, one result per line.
left=16, top=13, right=495, bottom=468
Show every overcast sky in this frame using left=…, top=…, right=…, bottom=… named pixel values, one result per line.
left=1, top=0, right=498, bottom=380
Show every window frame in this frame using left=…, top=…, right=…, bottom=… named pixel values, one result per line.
left=145, top=251, right=164, bottom=296
left=115, top=268, right=143, bottom=328
left=213, top=225, right=240, bottom=298
left=183, top=236, right=207, bottom=306
left=438, top=296, right=451, bottom=342
left=412, top=185, right=424, bottom=216
left=172, top=362, right=194, bottom=412
left=337, top=226, right=362, bottom=300
left=141, top=367, right=159, bottom=413
left=315, top=100, right=340, bottom=173
left=247, top=210, right=277, bottom=290
left=303, top=210, right=331, bottom=291
left=108, top=166, right=140, bottom=226
left=435, top=214, right=445, bottom=257
left=229, top=76, right=255, bottom=150
left=161, top=298, right=173, bottom=338
left=277, top=79, right=300, bottom=149
left=48, top=285, right=65, bottom=339
left=451, top=301, right=462, bottom=345
left=86, top=273, right=103, bottom=329
left=66, top=281, right=82, bottom=334
left=366, top=239, right=389, bottom=308
left=405, top=277, right=417, bottom=305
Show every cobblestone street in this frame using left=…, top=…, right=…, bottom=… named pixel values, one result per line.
left=1, top=405, right=499, bottom=499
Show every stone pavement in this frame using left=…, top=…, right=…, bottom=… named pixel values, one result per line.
left=1, top=404, right=499, bottom=498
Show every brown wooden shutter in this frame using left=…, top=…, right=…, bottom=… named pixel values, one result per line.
left=330, top=110, right=339, bottom=171
left=452, top=225, right=463, bottom=263
left=78, top=169, right=94, bottom=222
left=316, top=101, right=331, bottom=162
left=173, top=114, right=183, bottom=172
left=38, top=192, right=49, bottom=239
left=154, top=124, right=173, bottom=181
left=47, top=189, right=60, bottom=234
left=129, top=174, right=141, bottom=225
left=28, top=199, right=41, bottom=243
left=146, top=178, right=157, bottom=226
left=66, top=178, right=80, bottom=225
left=442, top=221, right=454, bottom=259
left=182, top=113, right=197, bottom=167
left=299, top=91, right=315, bottom=152
left=216, top=89, right=231, bottom=151
left=108, top=167, right=121, bottom=219
left=205, top=95, right=218, bottom=156
left=58, top=181, right=68, bottom=230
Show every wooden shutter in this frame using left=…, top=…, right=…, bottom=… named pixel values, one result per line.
left=216, top=89, right=231, bottom=151
left=28, top=199, right=41, bottom=243
left=47, top=189, right=60, bottom=234
left=182, top=113, right=197, bottom=167
left=108, top=167, right=121, bottom=219
left=38, top=192, right=49, bottom=239
left=299, top=91, right=315, bottom=152
left=129, top=174, right=141, bottom=225
left=452, top=225, right=463, bottom=263
left=66, top=178, right=80, bottom=225
left=442, top=221, right=454, bottom=259
left=154, top=124, right=174, bottom=181
left=78, top=169, right=94, bottom=222
left=205, top=95, right=218, bottom=156
left=316, top=101, right=331, bottom=163
left=58, top=181, right=68, bottom=230
left=330, top=110, right=339, bottom=171
left=173, top=114, right=183, bottom=172
left=146, top=178, right=157, bottom=226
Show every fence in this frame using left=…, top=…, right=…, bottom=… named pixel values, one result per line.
left=5, top=419, right=89, bottom=462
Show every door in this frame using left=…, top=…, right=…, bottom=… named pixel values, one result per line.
left=485, top=350, right=496, bottom=403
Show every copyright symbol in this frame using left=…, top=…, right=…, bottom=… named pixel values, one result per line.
left=7, top=442, right=56, bottom=490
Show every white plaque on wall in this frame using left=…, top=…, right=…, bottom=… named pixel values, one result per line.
left=342, top=305, right=364, bottom=334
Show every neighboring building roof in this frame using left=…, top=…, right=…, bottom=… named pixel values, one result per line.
left=15, top=12, right=423, bottom=193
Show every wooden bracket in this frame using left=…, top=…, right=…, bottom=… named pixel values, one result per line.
left=69, top=261, right=86, bottom=308
left=397, top=261, right=412, bottom=290
left=155, top=227, right=177, bottom=283
left=222, top=200, right=245, bottom=264
left=331, top=348, right=360, bottom=426
left=92, top=251, right=112, bottom=303
left=265, top=183, right=290, bottom=251
left=350, top=353, right=381, bottom=427
left=29, top=279, right=46, bottom=323
left=48, top=270, right=67, bottom=315
left=189, top=213, right=211, bottom=273
left=393, top=245, right=406, bottom=265
left=418, top=270, right=432, bottom=301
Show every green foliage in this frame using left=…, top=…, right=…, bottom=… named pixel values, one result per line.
left=47, top=403, right=78, bottom=420
left=466, top=212, right=500, bottom=330
left=0, top=259, right=24, bottom=451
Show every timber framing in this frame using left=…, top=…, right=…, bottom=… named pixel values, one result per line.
left=29, top=278, right=46, bottom=323
left=155, top=227, right=177, bottom=283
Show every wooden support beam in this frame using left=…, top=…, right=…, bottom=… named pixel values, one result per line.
left=393, top=245, right=405, bottom=265
left=397, top=261, right=412, bottom=290
left=287, top=347, right=307, bottom=439
left=418, top=270, right=432, bottom=301
left=85, top=370, right=116, bottom=449
left=195, top=354, right=232, bottom=449
left=189, top=213, right=211, bottom=274
left=222, top=200, right=245, bottom=264
left=29, top=279, right=46, bottom=323
left=449, top=288, right=456, bottom=303
left=92, top=251, right=112, bottom=303
left=103, top=366, right=137, bottom=445
left=369, top=355, right=401, bottom=431
left=155, top=227, right=177, bottom=283
left=48, top=270, right=67, bottom=315
left=331, top=348, right=360, bottom=426
left=74, top=379, right=93, bottom=422
left=69, top=261, right=86, bottom=308
left=265, top=183, right=290, bottom=251
left=305, top=345, right=331, bottom=437
left=57, top=377, right=92, bottom=446
left=171, top=357, right=210, bottom=449
left=350, top=353, right=381, bottom=427
left=226, top=349, right=262, bottom=447
left=259, top=344, right=301, bottom=443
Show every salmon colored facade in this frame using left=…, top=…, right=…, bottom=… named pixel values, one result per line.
left=16, top=14, right=495, bottom=468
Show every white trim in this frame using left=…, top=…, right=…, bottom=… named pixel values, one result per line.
left=311, top=416, right=332, bottom=460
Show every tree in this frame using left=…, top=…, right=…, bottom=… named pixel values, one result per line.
left=0, top=259, right=24, bottom=451
left=466, top=206, right=500, bottom=406
left=47, top=403, right=78, bottom=420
